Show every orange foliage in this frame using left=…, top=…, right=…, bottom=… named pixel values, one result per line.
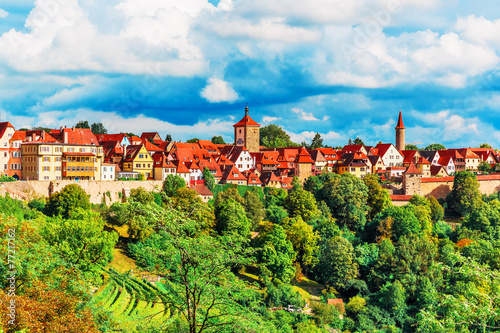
left=376, top=216, right=394, bottom=243
left=456, top=238, right=474, bottom=248
left=0, top=282, right=99, bottom=333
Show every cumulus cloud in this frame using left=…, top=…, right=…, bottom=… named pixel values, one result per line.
left=262, top=116, right=281, bottom=123
left=286, top=129, right=343, bottom=145
left=0, top=8, right=8, bottom=18
left=200, top=77, right=239, bottom=103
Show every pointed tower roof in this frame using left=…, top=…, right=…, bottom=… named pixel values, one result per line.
left=395, top=110, right=405, bottom=129
left=294, top=147, right=314, bottom=163
left=233, top=104, right=261, bottom=127
left=406, top=162, right=421, bottom=174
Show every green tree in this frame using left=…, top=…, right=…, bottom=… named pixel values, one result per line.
left=256, top=224, right=296, bottom=284
left=41, top=209, right=118, bottom=273
left=283, top=217, right=319, bottom=268
left=211, top=135, right=226, bottom=145
left=130, top=216, right=271, bottom=333
left=446, top=171, right=482, bottom=217
left=265, top=205, right=289, bottom=224
left=284, top=187, right=320, bottom=222
left=316, top=236, right=358, bottom=290
left=309, top=133, right=324, bottom=149
left=363, top=174, right=391, bottom=220
left=405, top=144, right=419, bottom=150
left=162, top=174, right=186, bottom=197
left=320, top=173, right=370, bottom=231
left=428, top=196, right=444, bottom=221
left=75, top=120, right=90, bottom=128
left=90, top=122, right=107, bottom=134
left=423, top=143, right=445, bottom=151
left=463, top=200, right=500, bottom=237
left=478, top=160, right=492, bottom=174
left=215, top=187, right=244, bottom=211
left=165, top=134, right=172, bottom=141
left=187, top=138, right=199, bottom=143
left=260, top=124, right=298, bottom=148
left=216, top=199, right=251, bottom=238
left=376, top=280, right=408, bottom=326
left=479, top=143, right=492, bottom=148
left=353, top=137, right=365, bottom=146
left=202, top=167, right=215, bottom=190
left=44, top=184, right=90, bottom=218
left=128, top=187, right=154, bottom=204
left=243, top=190, right=264, bottom=229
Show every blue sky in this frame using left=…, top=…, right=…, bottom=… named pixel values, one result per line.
left=0, top=0, right=500, bottom=148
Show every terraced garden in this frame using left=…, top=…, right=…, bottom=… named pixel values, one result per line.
left=92, top=268, right=173, bottom=332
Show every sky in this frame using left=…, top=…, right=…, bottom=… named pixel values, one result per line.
left=0, top=0, right=500, bottom=148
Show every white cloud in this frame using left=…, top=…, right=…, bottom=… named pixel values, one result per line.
left=301, top=112, right=319, bottom=121
left=262, top=116, right=281, bottom=123
left=200, top=77, right=239, bottom=103
left=286, top=129, right=343, bottom=145
left=290, top=108, right=320, bottom=121
left=322, top=116, right=329, bottom=121
left=6, top=108, right=234, bottom=142
left=0, top=8, right=8, bottom=18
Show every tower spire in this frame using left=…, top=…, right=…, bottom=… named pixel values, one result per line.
left=395, top=109, right=405, bottom=129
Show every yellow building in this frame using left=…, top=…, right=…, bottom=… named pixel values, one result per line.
left=21, top=129, right=104, bottom=181
left=122, top=144, right=154, bottom=178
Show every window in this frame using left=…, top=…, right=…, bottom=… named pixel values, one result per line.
left=3, top=164, right=6, bottom=170
left=55, top=166, right=61, bottom=171
left=43, top=166, right=50, bottom=172
left=55, top=147, right=62, bottom=152
left=3, top=152, right=6, bottom=157
left=44, top=176, right=49, bottom=180
left=136, top=163, right=141, bottom=168
left=3, top=142, right=6, bottom=147
left=80, top=148, right=85, bottom=153
left=103, top=175, right=106, bottom=179
left=43, top=157, right=50, bottom=162
left=103, top=167, right=107, bottom=172
left=350, top=168, right=355, bottom=172
left=56, top=157, right=61, bottom=162
left=56, top=176, right=61, bottom=180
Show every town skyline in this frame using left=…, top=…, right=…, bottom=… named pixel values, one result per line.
left=1, top=1, right=500, bottom=147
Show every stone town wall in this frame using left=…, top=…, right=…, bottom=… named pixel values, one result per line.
left=0, top=180, right=163, bottom=205
left=420, top=175, right=500, bottom=199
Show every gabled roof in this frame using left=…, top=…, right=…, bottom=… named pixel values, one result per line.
left=10, top=131, right=26, bottom=141
left=438, top=156, right=454, bottom=166
left=308, top=149, right=327, bottom=163
left=53, top=128, right=99, bottom=145
left=140, top=132, right=161, bottom=142
left=153, top=152, right=176, bottom=168
left=430, top=165, right=447, bottom=176
left=96, top=133, right=129, bottom=142
left=222, top=165, right=247, bottom=181
left=176, top=161, right=190, bottom=174
left=198, top=159, right=223, bottom=178
left=375, top=143, right=396, bottom=157
left=342, top=145, right=365, bottom=154
left=401, top=150, right=419, bottom=163
left=294, top=148, right=314, bottom=164
left=406, top=162, right=421, bottom=174
left=395, top=110, right=405, bottom=129
left=0, top=122, right=14, bottom=139
left=417, top=156, right=431, bottom=165
left=243, top=170, right=263, bottom=185
left=143, top=140, right=163, bottom=152
left=260, top=171, right=280, bottom=184
left=190, top=184, right=213, bottom=197
left=419, top=150, right=439, bottom=162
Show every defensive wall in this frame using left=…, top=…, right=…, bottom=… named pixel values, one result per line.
left=0, top=180, right=163, bottom=205
left=420, top=174, right=500, bottom=199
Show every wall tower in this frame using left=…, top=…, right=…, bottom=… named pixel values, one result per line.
left=233, top=105, right=261, bottom=153
left=395, top=110, right=405, bottom=151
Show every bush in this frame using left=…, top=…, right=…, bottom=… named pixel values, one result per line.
left=44, top=184, right=90, bottom=218
left=0, top=175, right=16, bottom=182
left=265, top=283, right=305, bottom=308
left=312, top=302, right=343, bottom=329
left=28, top=198, right=46, bottom=212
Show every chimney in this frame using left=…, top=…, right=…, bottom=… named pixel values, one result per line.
left=63, top=130, right=68, bottom=144
left=72, top=126, right=75, bottom=131
left=42, top=131, right=45, bottom=140
left=32, top=133, right=36, bottom=142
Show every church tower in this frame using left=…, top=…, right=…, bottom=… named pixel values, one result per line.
left=233, top=104, right=261, bottom=153
left=395, top=110, right=405, bottom=151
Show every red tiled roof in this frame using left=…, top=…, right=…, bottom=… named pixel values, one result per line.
left=406, top=162, right=421, bottom=174
left=191, top=184, right=213, bottom=197
left=395, top=110, right=405, bottom=129
left=176, top=162, right=190, bottom=173
left=375, top=143, right=394, bottom=157
left=10, top=131, right=26, bottom=141
left=54, top=128, right=99, bottom=145
left=233, top=115, right=261, bottom=127
left=143, top=140, right=163, bottom=152
left=0, top=122, right=14, bottom=139
left=96, top=133, right=128, bottom=142
left=295, top=148, right=314, bottom=163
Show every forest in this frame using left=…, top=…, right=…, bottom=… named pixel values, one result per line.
left=0, top=170, right=500, bottom=332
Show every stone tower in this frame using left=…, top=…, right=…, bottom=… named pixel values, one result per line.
left=403, top=162, right=422, bottom=196
left=294, top=147, right=313, bottom=183
left=233, top=105, right=261, bottom=153
left=395, top=110, right=405, bottom=151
